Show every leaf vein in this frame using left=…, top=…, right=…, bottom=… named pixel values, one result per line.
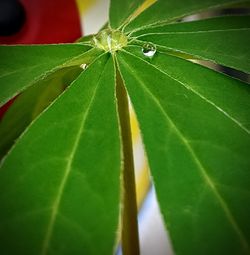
left=123, top=49, right=249, bottom=134
left=119, top=53, right=249, bottom=250
left=40, top=57, right=109, bottom=255
left=135, top=28, right=250, bottom=39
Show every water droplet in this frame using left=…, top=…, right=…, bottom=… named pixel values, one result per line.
left=92, top=29, right=127, bottom=53
left=80, top=63, right=87, bottom=70
left=142, top=43, right=156, bottom=58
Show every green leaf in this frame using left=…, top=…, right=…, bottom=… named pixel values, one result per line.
left=135, top=22, right=250, bottom=73
left=0, top=44, right=91, bottom=107
left=0, top=54, right=121, bottom=255
left=125, top=0, right=245, bottom=32
left=109, top=0, right=145, bottom=29
left=0, top=66, right=82, bottom=160
left=125, top=45, right=250, bottom=132
left=117, top=50, right=250, bottom=255
left=132, top=15, right=250, bottom=36
left=76, top=34, right=94, bottom=43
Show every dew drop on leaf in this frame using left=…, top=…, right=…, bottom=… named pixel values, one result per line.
left=92, top=29, right=127, bottom=53
left=80, top=63, right=87, bottom=70
left=142, top=43, right=156, bottom=58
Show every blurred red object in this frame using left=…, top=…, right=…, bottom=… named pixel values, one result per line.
left=0, top=0, right=82, bottom=119
left=0, top=0, right=81, bottom=44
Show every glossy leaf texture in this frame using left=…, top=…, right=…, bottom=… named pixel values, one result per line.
left=132, top=15, right=250, bottom=35
left=117, top=48, right=250, bottom=255
left=109, top=0, right=145, bottom=28
left=0, top=44, right=91, bottom=107
left=134, top=15, right=250, bottom=73
left=0, top=66, right=82, bottom=160
left=124, top=0, right=245, bottom=32
left=0, top=54, right=121, bottom=255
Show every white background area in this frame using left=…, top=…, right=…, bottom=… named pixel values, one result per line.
left=80, top=0, right=110, bottom=35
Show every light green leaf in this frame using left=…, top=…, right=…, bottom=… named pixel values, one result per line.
left=125, top=0, right=245, bottom=32
left=132, top=15, right=250, bottom=36
left=0, top=66, right=82, bottom=160
left=0, top=54, right=121, bottom=255
left=135, top=26, right=250, bottom=73
left=109, top=0, right=145, bottom=29
left=0, top=44, right=91, bottom=107
left=117, top=50, right=250, bottom=255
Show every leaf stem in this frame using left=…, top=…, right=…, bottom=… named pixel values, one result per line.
left=116, top=70, right=140, bottom=255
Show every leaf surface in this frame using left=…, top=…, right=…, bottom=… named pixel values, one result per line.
left=132, top=15, right=250, bottom=35
left=0, top=44, right=91, bottom=107
left=0, top=54, right=121, bottom=255
left=109, top=0, right=145, bottom=28
left=117, top=49, right=250, bottom=255
left=136, top=25, right=250, bottom=73
left=125, top=45, right=250, bottom=132
left=125, top=0, right=245, bottom=32
left=0, top=66, right=82, bottom=160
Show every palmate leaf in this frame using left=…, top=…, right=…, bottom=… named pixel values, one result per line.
left=0, top=0, right=250, bottom=254
left=134, top=15, right=250, bottom=73
left=125, top=45, right=250, bottom=133
left=109, top=0, right=145, bottom=28
left=124, top=0, right=246, bottom=32
left=0, top=44, right=91, bottom=107
left=0, top=54, right=121, bottom=255
left=132, top=15, right=250, bottom=35
left=0, top=46, right=102, bottom=160
left=117, top=49, right=250, bottom=255
left=0, top=66, right=82, bottom=160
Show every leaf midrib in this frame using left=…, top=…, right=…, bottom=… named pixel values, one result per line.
left=133, top=39, right=249, bottom=71
left=125, top=0, right=246, bottom=34
left=134, top=28, right=250, bottom=38
left=40, top=54, right=109, bottom=255
left=0, top=63, right=49, bottom=80
left=0, top=50, right=84, bottom=80
left=0, top=57, right=81, bottom=107
left=123, top=48, right=250, bottom=134
left=118, top=52, right=249, bottom=251
left=119, top=0, right=157, bottom=31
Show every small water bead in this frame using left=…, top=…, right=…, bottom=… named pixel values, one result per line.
left=80, top=63, right=87, bottom=70
left=92, top=29, right=128, bottom=53
left=142, top=43, right=156, bottom=58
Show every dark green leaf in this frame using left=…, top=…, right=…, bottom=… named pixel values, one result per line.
left=117, top=50, right=250, bottom=255
left=135, top=27, right=250, bottom=73
left=0, top=66, right=82, bottom=160
left=109, top=0, right=145, bottom=29
left=125, top=0, right=245, bottom=32
left=0, top=54, right=121, bottom=255
left=125, top=45, right=250, bottom=131
left=132, top=15, right=250, bottom=36
left=0, top=44, right=91, bottom=107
